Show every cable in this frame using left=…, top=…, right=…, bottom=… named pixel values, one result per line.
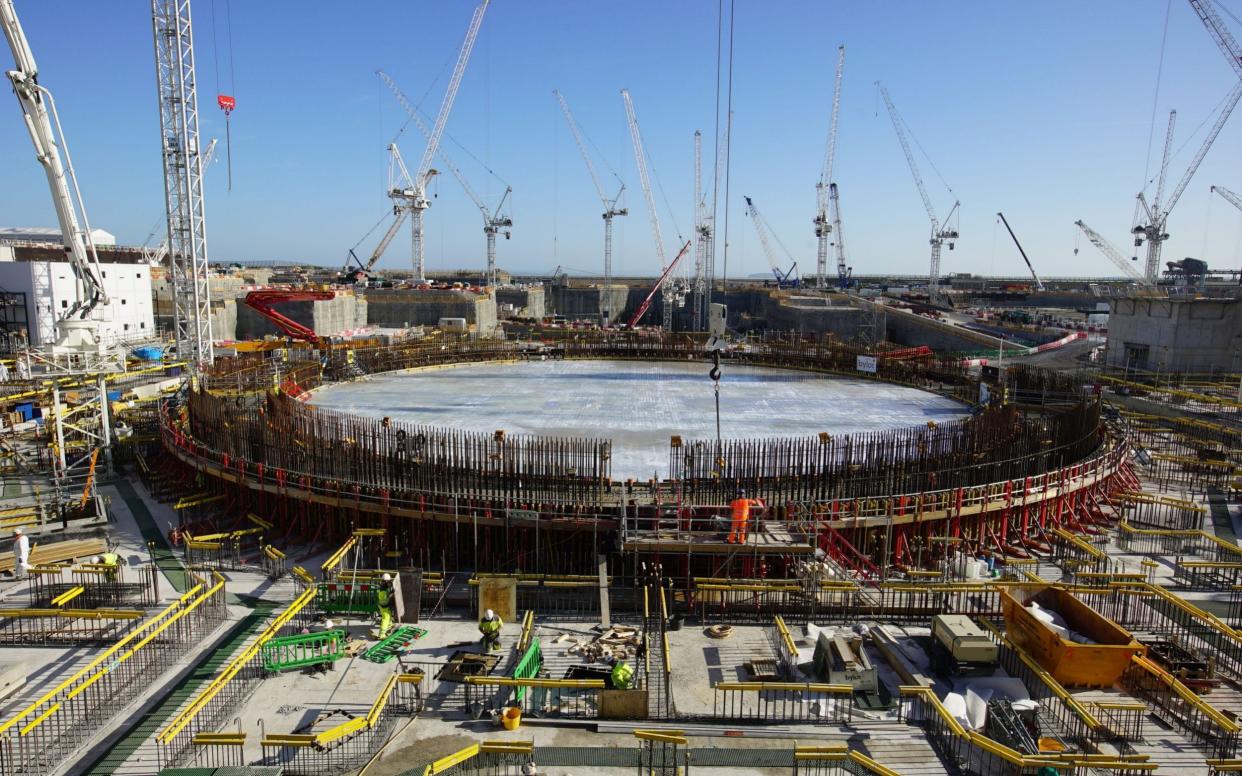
left=720, top=0, right=736, bottom=291
left=1141, top=0, right=1173, bottom=195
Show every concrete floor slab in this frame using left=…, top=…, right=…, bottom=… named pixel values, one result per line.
left=308, top=360, right=969, bottom=479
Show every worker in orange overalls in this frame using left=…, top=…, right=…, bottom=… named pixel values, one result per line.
left=727, top=489, right=765, bottom=544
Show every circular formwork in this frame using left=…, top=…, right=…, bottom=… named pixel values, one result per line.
left=304, top=359, right=971, bottom=481
left=167, top=334, right=1115, bottom=575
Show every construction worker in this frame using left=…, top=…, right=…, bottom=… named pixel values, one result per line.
left=727, top=489, right=765, bottom=544
left=479, top=608, right=503, bottom=652
left=94, top=551, right=122, bottom=582
left=608, top=655, right=634, bottom=690
left=375, top=574, right=395, bottom=639
left=12, top=528, right=29, bottom=579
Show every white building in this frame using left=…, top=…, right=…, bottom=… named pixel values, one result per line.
left=0, top=226, right=117, bottom=247
left=0, top=244, right=155, bottom=348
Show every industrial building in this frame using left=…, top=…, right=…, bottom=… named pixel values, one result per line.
left=0, top=238, right=155, bottom=349
left=1106, top=294, right=1242, bottom=374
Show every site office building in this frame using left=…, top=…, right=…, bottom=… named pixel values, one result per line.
left=0, top=235, right=155, bottom=347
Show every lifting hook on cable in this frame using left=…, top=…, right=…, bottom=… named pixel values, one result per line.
left=709, top=349, right=725, bottom=475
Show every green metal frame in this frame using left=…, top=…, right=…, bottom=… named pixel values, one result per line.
left=512, top=639, right=543, bottom=701
left=260, top=628, right=346, bottom=672
left=362, top=625, right=427, bottom=664
left=316, top=582, right=378, bottom=614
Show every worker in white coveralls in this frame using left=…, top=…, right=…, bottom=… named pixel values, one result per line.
left=12, top=528, right=29, bottom=578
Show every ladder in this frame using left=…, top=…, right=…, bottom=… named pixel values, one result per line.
left=362, top=625, right=427, bottom=664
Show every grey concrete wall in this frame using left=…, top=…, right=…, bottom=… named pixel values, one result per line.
left=365, top=288, right=497, bottom=335
left=1105, top=297, right=1242, bottom=372
left=763, top=298, right=862, bottom=340
left=233, top=293, right=367, bottom=340
left=496, top=286, right=546, bottom=319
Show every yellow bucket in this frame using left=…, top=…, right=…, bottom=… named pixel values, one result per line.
left=501, top=706, right=522, bottom=730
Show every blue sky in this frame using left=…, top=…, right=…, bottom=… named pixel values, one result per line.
left=2, top=1, right=1240, bottom=279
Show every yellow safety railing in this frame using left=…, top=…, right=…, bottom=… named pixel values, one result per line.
left=1129, top=653, right=1240, bottom=733
left=0, top=608, right=143, bottom=620
left=158, top=585, right=317, bottom=743
left=1051, top=527, right=1107, bottom=560
left=900, top=686, right=1156, bottom=772
left=321, top=536, right=357, bottom=574
left=173, top=493, right=225, bottom=510
left=517, top=610, right=535, bottom=652
left=0, top=573, right=224, bottom=737
left=420, top=741, right=534, bottom=776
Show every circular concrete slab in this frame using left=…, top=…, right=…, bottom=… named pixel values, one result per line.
left=307, top=360, right=969, bottom=479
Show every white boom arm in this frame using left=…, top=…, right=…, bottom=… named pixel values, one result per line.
left=621, top=89, right=668, bottom=271
left=1213, top=184, right=1242, bottom=212
left=2, top=0, right=110, bottom=333
left=1075, top=220, right=1151, bottom=284
left=413, top=0, right=489, bottom=193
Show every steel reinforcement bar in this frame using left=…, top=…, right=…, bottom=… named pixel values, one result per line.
left=0, top=572, right=228, bottom=776
left=156, top=585, right=317, bottom=769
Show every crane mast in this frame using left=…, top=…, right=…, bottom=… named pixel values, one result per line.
left=555, top=89, right=626, bottom=323
left=142, top=137, right=216, bottom=268
left=829, top=183, right=849, bottom=289
left=693, top=130, right=707, bottom=330
left=151, top=0, right=214, bottom=366
left=406, top=0, right=489, bottom=283
left=1213, top=184, right=1242, bottom=212
left=621, top=89, right=681, bottom=331
left=1075, top=220, right=1151, bottom=284
left=877, top=82, right=959, bottom=300
left=380, top=71, right=512, bottom=287
left=815, top=45, right=845, bottom=289
left=3, top=0, right=113, bottom=355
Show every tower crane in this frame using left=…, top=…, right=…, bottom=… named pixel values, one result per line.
left=814, top=45, right=846, bottom=290
left=402, top=0, right=490, bottom=284
left=877, top=82, right=959, bottom=300
left=744, top=196, right=800, bottom=288
left=142, top=138, right=217, bottom=267
left=1075, top=220, right=1151, bottom=285
left=340, top=144, right=419, bottom=283
left=554, top=89, right=626, bottom=323
left=1130, top=0, right=1242, bottom=281
left=1213, top=185, right=1242, bottom=212
left=692, top=122, right=730, bottom=330
left=621, top=89, right=685, bottom=331
left=2, top=0, right=112, bottom=355
left=996, top=212, right=1044, bottom=291
left=152, top=0, right=215, bottom=366
left=380, top=71, right=512, bottom=288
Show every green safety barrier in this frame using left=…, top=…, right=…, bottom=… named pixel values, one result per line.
left=260, top=628, right=347, bottom=673
left=513, top=639, right=543, bottom=702
left=316, top=582, right=378, bottom=614
left=362, top=625, right=427, bottom=664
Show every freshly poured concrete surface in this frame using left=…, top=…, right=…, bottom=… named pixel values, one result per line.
left=308, top=360, right=969, bottom=479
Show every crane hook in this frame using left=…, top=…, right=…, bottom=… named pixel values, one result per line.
left=709, top=350, right=721, bottom=382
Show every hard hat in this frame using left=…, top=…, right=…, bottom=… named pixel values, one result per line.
left=382, top=573, right=393, bottom=582
left=12, top=528, right=21, bottom=535
left=737, top=488, right=747, bottom=498
left=92, top=556, right=101, bottom=564
left=484, top=609, right=495, bottom=620
left=324, top=619, right=335, bottom=629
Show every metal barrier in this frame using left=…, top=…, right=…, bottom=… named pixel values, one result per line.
left=418, top=740, right=535, bottom=776
left=0, top=571, right=228, bottom=776
left=711, top=682, right=853, bottom=725
left=1085, top=702, right=1146, bottom=745
left=899, top=686, right=1156, bottom=776
left=772, top=615, right=800, bottom=678
left=636, top=729, right=686, bottom=776
left=793, top=745, right=904, bottom=776
left=0, top=607, right=142, bottom=645
left=27, top=563, right=160, bottom=609
left=1172, top=560, right=1242, bottom=591
left=1116, top=522, right=1242, bottom=561
left=183, top=524, right=265, bottom=572
left=462, top=676, right=605, bottom=720
left=1116, top=491, right=1206, bottom=530
left=156, top=585, right=317, bottom=769
left=1120, top=654, right=1239, bottom=758
left=187, top=731, right=247, bottom=770
left=260, top=671, right=423, bottom=776
left=261, top=543, right=288, bottom=578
